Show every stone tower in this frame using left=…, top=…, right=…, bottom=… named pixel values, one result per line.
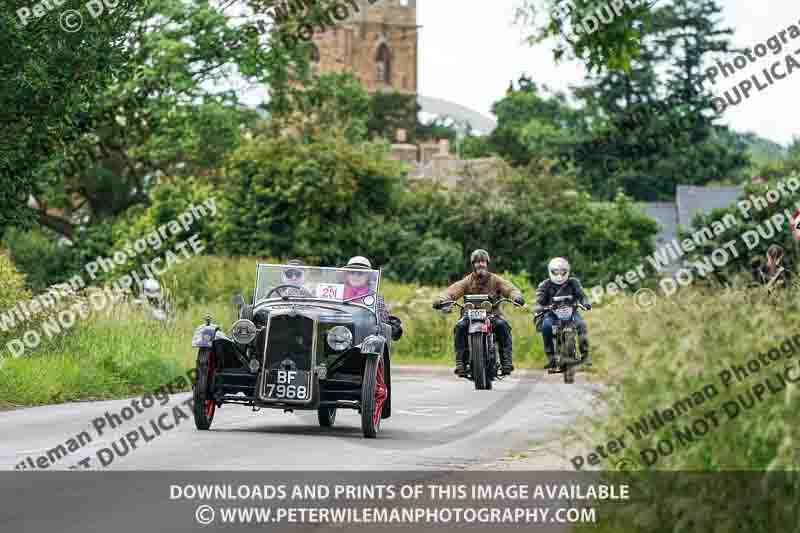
left=311, top=0, right=418, bottom=94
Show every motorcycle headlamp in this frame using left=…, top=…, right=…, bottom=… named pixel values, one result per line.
left=231, top=319, right=257, bottom=345
left=327, top=326, right=353, bottom=351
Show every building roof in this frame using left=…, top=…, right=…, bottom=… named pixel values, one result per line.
left=676, top=185, right=744, bottom=228
left=639, top=185, right=745, bottom=274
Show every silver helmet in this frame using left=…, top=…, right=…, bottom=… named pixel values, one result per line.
left=548, top=257, right=570, bottom=285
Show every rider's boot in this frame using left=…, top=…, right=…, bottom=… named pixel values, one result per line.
left=543, top=350, right=557, bottom=370
left=454, top=351, right=467, bottom=376
left=500, top=349, right=514, bottom=375
left=580, top=339, right=592, bottom=367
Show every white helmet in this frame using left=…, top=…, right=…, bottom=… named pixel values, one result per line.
left=346, top=256, right=372, bottom=269
left=142, top=278, right=161, bottom=297
left=548, top=257, right=570, bottom=285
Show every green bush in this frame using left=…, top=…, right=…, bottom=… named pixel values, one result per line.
left=0, top=249, right=30, bottom=312
left=1, top=229, right=77, bottom=292
left=217, top=134, right=405, bottom=264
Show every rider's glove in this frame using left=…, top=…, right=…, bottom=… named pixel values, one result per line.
left=512, top=295, right=525, bottom=306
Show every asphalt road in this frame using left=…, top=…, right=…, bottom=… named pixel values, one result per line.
left=1, top=368, right=604, bottom=471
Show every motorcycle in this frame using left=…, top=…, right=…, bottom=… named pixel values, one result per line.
left=434, top=295, right=522, bottom=390
left=545, top=295, right=588, bottom=384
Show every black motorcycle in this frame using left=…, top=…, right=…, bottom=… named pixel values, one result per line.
left=435, top=294, right=522, bottom=390
left=546, top=295, right=588, bottom=384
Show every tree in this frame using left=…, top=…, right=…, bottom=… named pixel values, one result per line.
left=0, top=0, right=141, bottom=232
left=218, top=134, right=406, bottom=264
left=514, top=0, right=657, bottom=71
left=28, top=0, right=295, bottom=240
left=487, top=80, right=586, bottom=167
left=568, top=0, right=749, bottom=200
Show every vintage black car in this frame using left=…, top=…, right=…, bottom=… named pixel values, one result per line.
left=190, top=263, right=393, bottom=438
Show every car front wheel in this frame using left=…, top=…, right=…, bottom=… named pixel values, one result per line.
left=361, top=354, right=387, bottom=438
left=193, top=348, right=216, bottom=430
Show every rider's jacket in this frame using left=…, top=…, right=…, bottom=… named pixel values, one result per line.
left=533, top=278, right=590, bottom=317
left=437, top=272, right=522, bottom=317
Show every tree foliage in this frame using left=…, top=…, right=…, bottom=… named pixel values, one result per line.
left=0, top=0, right=141, bottom=231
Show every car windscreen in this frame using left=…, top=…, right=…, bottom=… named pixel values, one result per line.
left=255, top=264, right=381, bottom=311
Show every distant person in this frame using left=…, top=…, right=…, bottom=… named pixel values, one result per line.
left=752, top=244, right=792, bottom=292
left=533, top=257, right=592, bottom=369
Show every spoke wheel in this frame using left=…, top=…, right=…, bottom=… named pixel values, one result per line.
left=361, top=355, right=388, bottom=438
left=193, top=348, right=216, bottom=430
left=318, top=406, right=337, bottom=427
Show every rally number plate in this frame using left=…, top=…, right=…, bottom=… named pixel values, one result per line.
left=467, top=309, right=487, bottom=320
left=263, top=369, right=311, bottom=401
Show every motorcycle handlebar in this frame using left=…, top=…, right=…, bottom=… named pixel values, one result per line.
left=436, top=298, right=523, bottom=310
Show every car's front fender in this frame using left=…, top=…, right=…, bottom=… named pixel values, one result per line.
left=360, top=334, right=386, bottom=357
left=192, top=324, right=219, bottom=348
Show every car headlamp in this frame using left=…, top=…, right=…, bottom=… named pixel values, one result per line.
left=231, top=319, right=257, bottom=345
left=327, top=326, right=353, bottom=351
left=463, top=302, right=475, bottom=310
left=481, top=301, right=492, bottom=310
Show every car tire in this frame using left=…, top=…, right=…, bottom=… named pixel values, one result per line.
left=318, top=407, right=336, bottom=427
left=193, top=348, right=216, bottom=430
left=469, top=333, right=489, bottom=390
left=563, top=330, right=576, bottom=384
left=361, top=354, right=388, bottom=439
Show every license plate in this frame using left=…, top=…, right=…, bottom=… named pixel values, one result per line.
left=468, top=309, right=487, bottom=320
left=554, top=307, right=573, bottom=320
left=263, top=369, right=311, bottom=400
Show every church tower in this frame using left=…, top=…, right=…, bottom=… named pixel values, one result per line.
left=310, top=0, right=418, bottom=95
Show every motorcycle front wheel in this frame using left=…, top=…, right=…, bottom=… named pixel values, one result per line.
left=562, top=330, right=577, bottom=384
left=469, top=333, right=490, bottom=390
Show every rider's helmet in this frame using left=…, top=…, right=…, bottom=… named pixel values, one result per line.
left=281, top=259, right=306, bottom=286
left=470, top=249, right=490, bottom=277
left=142, top=278, right=161, bottom=304
left=548, top=257, right=570, bottom=285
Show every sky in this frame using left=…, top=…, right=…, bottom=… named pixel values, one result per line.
left=417, top=0, right=799, bottom=146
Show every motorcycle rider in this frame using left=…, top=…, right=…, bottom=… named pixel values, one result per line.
left=533, top=257, right=592, bottom=369
left=751, top=244, right=793, bottom=292
left=433, top=249, right=524, bottom=376
left=343, top=256, right=403, bottom=341
left=137, top=278, right=170, bottom=321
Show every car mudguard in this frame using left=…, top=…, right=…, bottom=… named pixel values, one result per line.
left=192, top=325, right=219, bottom=348
left=361, top=334, right=386, bottom=357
